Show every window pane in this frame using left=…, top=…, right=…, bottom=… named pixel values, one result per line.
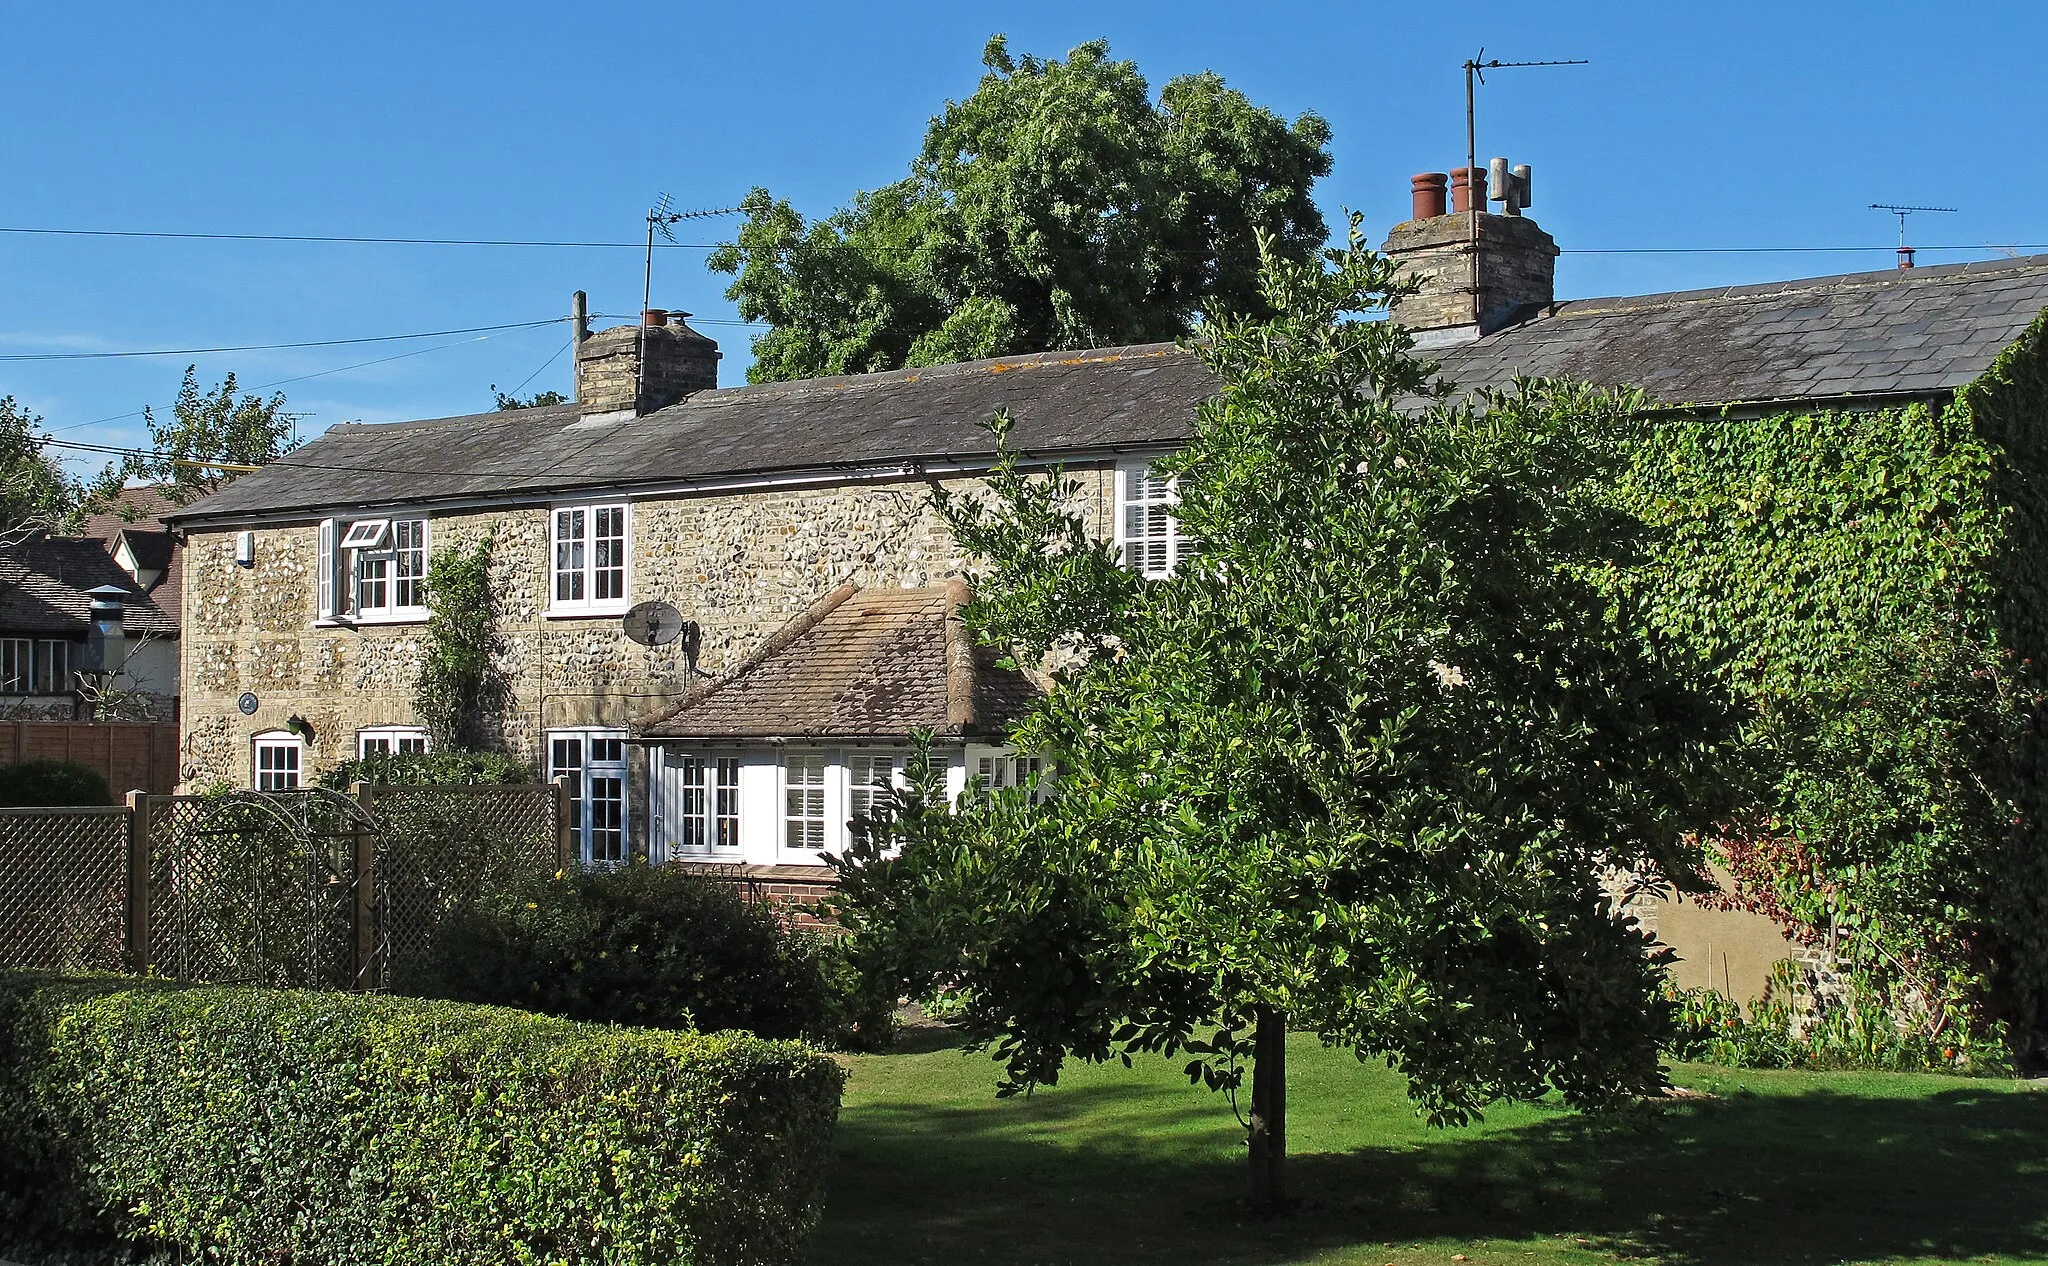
left=361, top=737, right=392, bottom=757
left=594, top=505, right=627, bottom=602
left=848, top=753, right=898, bottom=825
left=393, top=520, right=426, bottom=608
left=784, top=754, right=827, bottom=852
left=679, top=755, right=707, bottom=850
left=357, top=554, right=389, bottom=612
left=555, top=509, right=586, bottom=603
left=714, top=758, right=741, bottom=850
left=590, top=776, right=624, bottom=862
left=33, top=641, right=68, bottom=694
left=396, top=735, right=427, bottom=754
left=1, top=639, right=29, bottom=692
left=257, top=742, right=301, bottom=791
left=549, top=737, right=584, bottom=832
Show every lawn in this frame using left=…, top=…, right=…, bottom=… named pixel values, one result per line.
left=811, top=1030, right=2048, bottom=1266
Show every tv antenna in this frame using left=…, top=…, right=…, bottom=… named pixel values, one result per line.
left=636, top=195, right=743, bottom=409
left=1869, top=203, right=1955, bottom=269
left=1462, top=52, right=1587, bottom=324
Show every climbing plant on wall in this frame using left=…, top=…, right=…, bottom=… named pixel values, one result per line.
left=413, top=532, right=506, bottom=753
left=1606, top=314, right=2048, bottom=1048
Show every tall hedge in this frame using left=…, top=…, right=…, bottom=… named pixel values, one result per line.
left=1605, top=312, right=2048, bottom=1042
left=0, top=974, right=844, bottom=1265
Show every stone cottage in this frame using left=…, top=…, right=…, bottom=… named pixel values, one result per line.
left=164, top=172, right=2048, bottom=981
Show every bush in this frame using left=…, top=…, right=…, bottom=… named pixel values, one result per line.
left=401, top=862, right=859, bottom=1044
left=1664, top=962, right=2012, bottom=1075
left=315, top=747, right=526, bottom=790
left=0, top=758, right=112, bottom=806
left=0, top=973, right=843, bottom=1265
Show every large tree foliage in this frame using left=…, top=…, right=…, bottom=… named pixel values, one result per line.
left=128, top=366, right=297, bottom=504
left=832, top=223, right=1737, bottom=1212
left=0, top=395, right=81, bottom=539
left=709, top=36, right=1332, bottom=383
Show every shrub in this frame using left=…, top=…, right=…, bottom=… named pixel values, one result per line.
left=315, top=747, right=526, bottom=790
left=0, top=973, right=843, bottom=1265
left=1664, top=963, right=2012, bottom=1075
left=400, top=862, right=853, bottom=1043
left=0, top=758, right=112, bottom=806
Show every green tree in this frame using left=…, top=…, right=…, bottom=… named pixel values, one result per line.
left=0, top=395, right=80, bottom=539
left=833, top=222, right=1738, bottom=1214
left=130, top=366, right=298, bottom=504
left=491, top=387, right=568, bottom=411
left=709, top=36, right=1332, bottom=383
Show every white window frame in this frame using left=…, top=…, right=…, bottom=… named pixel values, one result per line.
left=548, top=501, right=632, bottom=616
left=548, top=727, right=630, bottom=865
left=356, top=725, right=430, bottom=758
left=32, top=639, right=70, bottom=695
left=0, top=638, right=30, bottom=693
left=966, top=744, right=1053, bottom=801
left=252, top=732, right=304, bottom=790
left=1114, top=460, right=1184, bottom=579
left=663, top=750, right=743, bottom=858
left=781, top=750, right=833, bottom=859
left=318, top=513, right=429, bottom=624
left=846, top=749, right=906, bottom=832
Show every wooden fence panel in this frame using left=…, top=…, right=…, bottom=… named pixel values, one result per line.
left=0, top=721, right=181, bottom=799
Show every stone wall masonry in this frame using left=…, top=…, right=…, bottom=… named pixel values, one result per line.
left=1380, top=212, right=1559, bottom=335
left=178, top=467, right=1116, bottom=789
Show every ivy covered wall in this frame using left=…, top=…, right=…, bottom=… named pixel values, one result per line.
left=1610, top=313, right=2048, bottom=1046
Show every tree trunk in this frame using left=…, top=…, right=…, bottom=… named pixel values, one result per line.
left=1248, top=1004, right=1287, bottom=1216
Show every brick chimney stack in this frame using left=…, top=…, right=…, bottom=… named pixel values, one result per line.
left=574, top=309, right=722, bottom=415
left=1380, top=165, right=1558, bottom=345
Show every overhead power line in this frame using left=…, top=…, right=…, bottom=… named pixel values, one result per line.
left=0, top=317, right=570, bottom=362
left=3, top=222, right=2043, bottom=258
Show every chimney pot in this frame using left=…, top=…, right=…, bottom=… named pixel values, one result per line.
left=642, top=308, right=669, bottom=327
left=1411, top=173, right=1449, bottom=221
left=1450, top=167, right=1486, bottom=215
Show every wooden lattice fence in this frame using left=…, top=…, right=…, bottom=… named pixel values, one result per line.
left=0, top=779, right=569, bottom=987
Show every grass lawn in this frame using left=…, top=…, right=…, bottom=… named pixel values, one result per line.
left=811, top=1030, right=2048, bottom=1266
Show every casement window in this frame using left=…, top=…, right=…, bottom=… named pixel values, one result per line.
left=1114, top=461, right=1184, bottom=579
left=0, top=639, right=29, bottom=693
left=318, top=515, right=428, bottom=622
left=846, top=751, right=902, bottom=828
left=550, top=503, right=631, bottom=614
left=549, top=729, right=629, bottom=864
left=0, top=639, right=71, bottom=695
left=968, top=745, right=1052, bottom=800
left=670, top=753, right=742, bottom=854
left=253, top=733, right=304, bottom=790
left=783, top=752, right=830, bottom=854
left=357, top=726, right=429, bottom=758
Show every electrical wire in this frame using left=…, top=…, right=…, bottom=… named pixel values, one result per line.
left=3, top=221, right=2043, bottom=258
left=0, top=317, right=569, bottom=362
left=502, top=338, right=572, bottom=399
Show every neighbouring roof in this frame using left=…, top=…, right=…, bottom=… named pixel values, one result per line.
left=635, top=582, right=1042, bottom=742
left=80, top=485, right=177, bottom=539
left=166, top=254, right=2048, bottom=526
left=0, top=536, right=178, bottom=638
left=168, top=344, right=1216, bottom=523
left=1431, top=254, right=2048, bottom=408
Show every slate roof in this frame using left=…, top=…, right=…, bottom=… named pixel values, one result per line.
left=1430, top=254, right=2048, bottom=408
left=168, top=344, right=1216, bottom=524
left=0, top=536, right=178, bottom=638
left=165, top=254, right=2048, bottom=527
left=635, top=582, right=1042, bottom=742
left=79, top=485, right=182, bottom=623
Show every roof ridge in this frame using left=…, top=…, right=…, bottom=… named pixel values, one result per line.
left=1550, top=253, right=2048, bottom=320
left=662, top=342, right=1189, bottom=414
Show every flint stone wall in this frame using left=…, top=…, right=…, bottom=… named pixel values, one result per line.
left=178, top=468, right=1115, bottom=788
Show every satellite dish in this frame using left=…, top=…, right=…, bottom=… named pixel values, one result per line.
left=623, top=601, right=686, bottom=647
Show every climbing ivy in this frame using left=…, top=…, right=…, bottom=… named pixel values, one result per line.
left=1605, top=312, right=2048, bottom=1049
left=413, top=532, right=506, bottom=753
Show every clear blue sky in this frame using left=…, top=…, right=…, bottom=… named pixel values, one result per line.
left=5, top=0, right=2043, bottom=476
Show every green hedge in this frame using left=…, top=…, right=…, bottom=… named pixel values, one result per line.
left=0, top=973, right=844, bottom=1265
left=0, top=758, right=113, bottom=806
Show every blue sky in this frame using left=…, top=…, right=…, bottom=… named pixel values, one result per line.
left=5, top=1, right=2044, bottom=476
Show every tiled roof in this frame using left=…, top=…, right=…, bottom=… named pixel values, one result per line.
left=635, top=582, right=1041, bottom=742
left=79, top=485, right=177, bottom=539
left=168, top=344, right=1216, bottom=523
left=163, top=254, right=2048, bottom=528
left=1430, top=254, right=2048, bottom=408
left=0, top=536, right=178, bottom=638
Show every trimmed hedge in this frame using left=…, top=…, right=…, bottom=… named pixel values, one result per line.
left=0, top=973, right=844, bottom=1265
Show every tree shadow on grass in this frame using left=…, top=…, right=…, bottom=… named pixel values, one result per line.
left=814, top=1079, right=2048, bottom=1266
